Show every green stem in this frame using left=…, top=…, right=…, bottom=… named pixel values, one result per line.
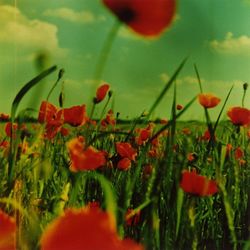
left=93, top=20, right=120, bottom=85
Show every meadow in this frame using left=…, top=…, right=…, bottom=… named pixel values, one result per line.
left=0, top=0, right=250, bottom=249
left=0, top=61, right=249, bottom=250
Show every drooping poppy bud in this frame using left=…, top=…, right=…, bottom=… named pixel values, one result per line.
left=94, top=83, right=110, bottom=104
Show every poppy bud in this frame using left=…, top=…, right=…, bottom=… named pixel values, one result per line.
left=243, top=82, right=248, bottom=91
left=59, top=92, right=65, bottom=108
left=58, top=68, right=65, bottom=80
left=108, top=90, right=113, bottom=98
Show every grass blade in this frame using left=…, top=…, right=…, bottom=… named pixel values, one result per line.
left=213, top=85, right=234, bottom=132
left=11, top=65, right=57, bottom=122
left=176, top=188, right=184, bottom=238
left=194, top=64, right=203, bottom=93
left=149, top=95, right=196, bottom=142
left=147, top=57, right=188, bottom=118
left=88, top=172, right=117, bottom=219
left=8, top=65, right=57, bottom=184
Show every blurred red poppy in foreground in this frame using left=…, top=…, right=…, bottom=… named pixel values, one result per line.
left=198, top=93, right=221, bottom=109
left=67, top=136, right=106, bottom=171
left=0, top=210, right=16, bottom=250
left=227, top=107, right=250, bottom=126
left=40, top=207, right=143, bottom=250
left=102, top=0, right=176, bottom=37
left=95, top=83, right=110, bottom=104
left=180, top=170, right=218, bottom=196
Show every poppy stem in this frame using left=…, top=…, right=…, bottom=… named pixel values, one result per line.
left=92, top=20, right=120, bottom=87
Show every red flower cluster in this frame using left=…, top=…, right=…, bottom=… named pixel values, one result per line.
left=116, top=142, right=137, bottom=170
left=180, top=170, right=218, bottom=196
left=101, top=109, right=116, bottom=127
left=135, top=124, right=153, bottom=146
left=67, top=136, right=106, bottom=172
left=40, top=207, right=143, bottom=250
left=102, top=0, right=176, bottom=37
left=38, top=101, right=87, bottom=139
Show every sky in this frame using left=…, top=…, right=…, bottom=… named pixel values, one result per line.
left=0, top=0, right=250, bottom=121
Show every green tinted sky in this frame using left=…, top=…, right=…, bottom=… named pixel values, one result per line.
left=1, top=0, right=250, bottom=120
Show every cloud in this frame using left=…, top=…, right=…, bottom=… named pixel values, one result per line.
left=43, top=8, right=98, bottom=24
left=159, top=73, right=203, bottom=86
left=209, top=32, right=250, bottom=55
left=0, top=5, right=66, bottom=57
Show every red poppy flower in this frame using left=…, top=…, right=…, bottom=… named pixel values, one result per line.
left=0, top=113, right=10, bottom=121
left=95, top=83, right=110, bottom=104
left=38, top=101, right=58, bottom=123
left=116, top=142, right=137, bottom=161
left=67, top=136, right=106, bottom=171
left=44, top=119, right=64, bottom=140
left=102, top=0, right=176, bottom=37
left=187, top=153, right=196, bottom=162
left=135, top=129, right=150, bottom=145
left=182, top=127, right=191, bottom=135
left=117, top=157, right=131, bottom=171
left=176, top=104, right=183, bottom=110
left=198, top=93, right=221, bottom=109
left=180, top=170, right=218, bottom=196
left=227, top=107, right=250, bottom=126
left=57, top=105, right=88, bottom=127
left=0, top=210, right=16, bottom=250
left=200, top=129, right=216, bottom=141
left=235, top=147, right=244, bottom=160
left=4, top=122, right=18, bottom=138
left=143, top=164, right=153, bottom=179
left=60, top=127, right=69, bottom=137
left=40, top=207, right=143, bottom=250
left=226, top=143, right=233, bottom=156
left=160, top=118, right=168, bottom=125
left=247, top=130, right=250, bottom=139
left=125, top=208, right=141, bottom=226
left=101, top=109, right=116, bottom=127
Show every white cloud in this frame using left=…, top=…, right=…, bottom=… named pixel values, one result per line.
left=159, top=73, right=204, bottom=86
left=43, top=8, right=97, bottom=24
left=0, top=5, right=66, bottom=57
left=209, top=32, right=250, bottom=55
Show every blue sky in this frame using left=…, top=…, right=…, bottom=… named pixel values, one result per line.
left=1, top=0, right=250, bottom=120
